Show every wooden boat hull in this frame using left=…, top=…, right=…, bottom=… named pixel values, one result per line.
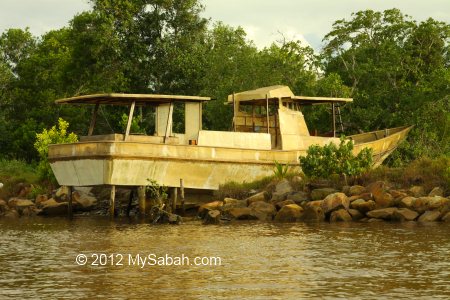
left=49, top=126, right=412, bottom=189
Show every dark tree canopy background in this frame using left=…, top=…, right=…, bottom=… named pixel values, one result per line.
left=0, top=1, right=448, bottom=165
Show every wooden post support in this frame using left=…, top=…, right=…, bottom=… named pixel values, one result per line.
left=171, top=187, right=178, bottom=213
left=126, top=188, right=134, bottom=217
left=109, top=185, right=116, bottom=218
left=68, top=186, right=73, bottom=219
left=88, top=102, right=99, bottom=136
left=138, top=186, right=146, bottom=216
left=124, top=101, right=136, bottom=141
left=180, top=179, right=185, bottom=216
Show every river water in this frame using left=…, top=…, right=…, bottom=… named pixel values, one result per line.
left=1, top=217, right=449, bottom=299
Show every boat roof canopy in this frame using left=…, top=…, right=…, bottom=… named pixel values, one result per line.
left=227, top=85, right=353, bottom=105
left=55, top=93, right=210, bottom=105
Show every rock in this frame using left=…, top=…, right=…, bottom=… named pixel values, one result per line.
left=349, top=185, right=366, bottom=196
left=167, top=213, right=182, bottom=224
left=321, top=192, right=349, bottom=214
left=249, top=201, right=277, bottom=221
left=442, top=212, right=450, bottom=222
left=21, top=206, right=41, bottom=217
left=274, top=204, right=303, bottom=222
left=367, top=207, right=398, bottom=220
left=3, top=209, right=19, bottom=219
left=366, top=181, right=394, bottom=208
left=227, top=207, right=258, bottom=220
left=366, top=181, right=385, bottom=197
left=409, top=186, right=426, bottom=197
left=376, top=192, right=394, bottom=208
left=8, top=198, right=35, bottom=209
left=390, top=190, right=408, bottom=199
left=341, top=185, right=351, bottom=196
left=351, top=199, right=376, bottom=213
left=202, top=210, right=221, bottom=225
left=306, top=200, right=323, bottom=208
left=286, top=191, right=309, bottom=203
left=222, top=198, right=247, bottom=209
left=300, top=205, right=325, bottom=222
left=0, top=182, right=3, bottom=189
left=428, top=187, right=444, bottom=197
left=291, top=176, right=303, bottom=185
left=275, top=199, right=296, bottom=210
left=72, top=191, right=97, bottom=210
left=413, top=196, right=449, bottom=213
left=330, top=209, right=352, bottom=222
left=38, top=202, right=69, bottom=216
left=0, top=199, right=9, bottom=214
left=35, top=194, right=48, bottom=206
left=198, top=201, right=223, bottom=218
left=54, top=186, right=70, bottom=201
left=16, top=183, right=32, bottom=198
left=348, top=193, right=373, bottom=202
left=391, top=208, right=419, bottom=221
left=271, top=179, right=293, bottom=201
left=40, top=198, right=59, bottom=207
left=399, top=197, right=416, bottom=209
left=348, top=209, right=364, bottom=221
left=310, top=188, right=337, bottom=200
left=418, top=211, right=441, bottom=222
left=245, top=192, right=268, bottom=205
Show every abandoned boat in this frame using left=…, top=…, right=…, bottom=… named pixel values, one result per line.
left=49, top=85, right=412, bottom=190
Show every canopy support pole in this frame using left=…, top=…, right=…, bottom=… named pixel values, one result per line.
left=88, top=103, right=99, bottom=136
left=164, top=102, right=174, bottom=143
left=124, top=101, right=136, bottom=141
left=332, top=103, right=336, bottom=137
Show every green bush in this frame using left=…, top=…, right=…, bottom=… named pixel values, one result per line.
left=34, top=118, right=78, bottom=182
left=299, top=137, right=373, bottom=179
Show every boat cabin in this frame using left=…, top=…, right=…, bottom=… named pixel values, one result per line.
left=56, top=93, right=210, bottom=145
left=55, top=86, right=352, bottom=151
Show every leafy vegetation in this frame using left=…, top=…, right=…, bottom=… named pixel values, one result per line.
left=145, top=179, right=168, bottom=201
left=34, top=118, right=78, bottom=182
left=0, top=159, right=40, bottom=199
left=358, top=157, right=450, bottom=192
left=299, top=138, right=373, bottom=179
left=273, top=161, right=290, bottom=179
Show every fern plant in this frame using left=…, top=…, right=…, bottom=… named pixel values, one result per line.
left=273, top=161, right=289, bottom=179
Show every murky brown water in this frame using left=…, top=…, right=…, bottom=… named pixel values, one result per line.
left=1, top=217, right=449, bottom=299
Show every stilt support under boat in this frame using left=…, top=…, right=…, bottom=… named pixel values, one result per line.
left=170, top=187, right=178, bottom=213
left=138, top=186, right=146, bottom=216
left=180, top=179, right=185, bottom=216
left=68, top=186, right=73, bottom=219
left=109, top=185, right=116, bottom=218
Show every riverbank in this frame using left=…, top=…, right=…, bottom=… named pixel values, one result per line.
left=0, top=157, right=448, bottom=223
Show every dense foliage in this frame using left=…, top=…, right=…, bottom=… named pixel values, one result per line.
left=299, top=138, right=373, bottom=178
left=0, top=2, right=448, bottom=165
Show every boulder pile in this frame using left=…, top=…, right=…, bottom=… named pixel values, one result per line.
left=0, top=185, right=98, bottom=219
left=199, top=179, right=450, bottom=224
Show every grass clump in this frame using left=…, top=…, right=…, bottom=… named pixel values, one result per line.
left=358, top=156, right=450, bottom=193
left=0, top=159, right=40, bottom=199
left=215, top=176, right=275, bottom=200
